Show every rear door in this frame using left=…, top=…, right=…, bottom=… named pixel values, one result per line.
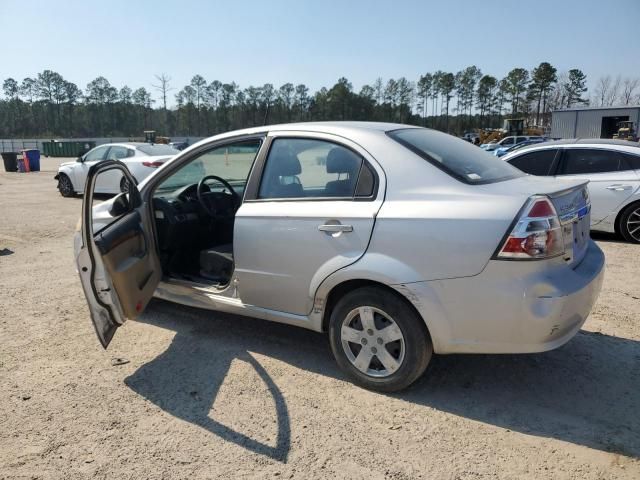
left=234, top=132, right=384, bottom=315
left=76, top=160, right=161, bottom=347
left=556, top=148, right=640, bottom=223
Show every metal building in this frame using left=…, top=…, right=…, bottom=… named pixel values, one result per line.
left=551, top=106, right=640, bottom=139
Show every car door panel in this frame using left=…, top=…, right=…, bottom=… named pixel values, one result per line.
left=234, top=132, right=384, bottom=316
left=234, top=200, right=379, bottom=315
left=557, top=148, right=640, bottom=224
left=76, top=160, right=161, bottom=348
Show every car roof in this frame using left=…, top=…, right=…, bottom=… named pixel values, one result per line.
left=200, top=121, right=420, bottom=141
left=541, top=138, right=640, bottom=147
left=95, top=142, right=148, bottom=148
left=502, top=138, right=640, bottom=160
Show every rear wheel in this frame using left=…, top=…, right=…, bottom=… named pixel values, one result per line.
left=328, top=286, right=432, bottom=392
left=619, top=202, right=640, bottom=243
left=120, top=176, right=130, bottom=193
left=57, top=173, right=75, bottom=197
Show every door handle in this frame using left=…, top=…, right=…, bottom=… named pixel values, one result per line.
left=606, top=184, right=633, bottom=191
left=318, top=224, right=353, bottom=233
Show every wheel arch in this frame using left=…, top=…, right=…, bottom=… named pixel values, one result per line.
left=614, top=198, right=640, bottom=235
left=318, top=279, right=434, bottom=347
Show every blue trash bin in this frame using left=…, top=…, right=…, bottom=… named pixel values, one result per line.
left=22, top=149, right=41, bottom=172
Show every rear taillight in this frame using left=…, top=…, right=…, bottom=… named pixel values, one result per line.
left=495, top=196, right=565, bottom=260
left=142, top=161, right=164, bottom=168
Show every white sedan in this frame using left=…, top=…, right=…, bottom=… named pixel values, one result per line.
left=55, top=142, right=179, bottom=196
left=502, top=139, right=640, bottom=243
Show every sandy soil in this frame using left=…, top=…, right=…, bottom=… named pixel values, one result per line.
left=1, top=157, right=639, bottom=479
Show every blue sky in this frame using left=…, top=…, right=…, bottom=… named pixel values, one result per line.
left=3, top=0, right=639, bottom=103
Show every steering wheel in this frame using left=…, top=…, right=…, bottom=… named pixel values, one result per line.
left=197, top=175, right=241, bottom=219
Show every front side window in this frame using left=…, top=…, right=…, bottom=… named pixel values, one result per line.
left=84, top=146, right=108, bottom=162
left=388, top=128, right=523, bottom=184
left=560, top=149, right=622, bottom=175
left=155, top=140, right=261, bottom=196
left=258, top=138, right=366, bottom=199
left=508, top=149, right=558, bottom=176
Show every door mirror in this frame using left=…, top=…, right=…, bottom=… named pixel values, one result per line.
left=77, top=154, right=85, bottom=163
left=109, top=193, right=130, bottom=217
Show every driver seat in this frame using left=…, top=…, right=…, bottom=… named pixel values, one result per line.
left=199, top=243, right=233, bottom=282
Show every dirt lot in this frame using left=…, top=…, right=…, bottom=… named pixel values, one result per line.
left=1, top=158, right=639, bottom=479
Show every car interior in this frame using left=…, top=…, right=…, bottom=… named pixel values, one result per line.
left=150, top=138, right=368, bottom=287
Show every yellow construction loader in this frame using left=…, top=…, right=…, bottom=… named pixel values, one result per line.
left=612, top=121, right=638, bottom=141
left=476, top=118, right=543, bottom=145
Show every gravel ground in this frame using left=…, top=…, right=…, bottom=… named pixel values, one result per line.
left=1, top=157, right=639, bottom=479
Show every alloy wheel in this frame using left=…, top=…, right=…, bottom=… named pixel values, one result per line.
left=340, top=306, right=406, bottom=378
left=626, top=206, right=640, bottom=242
left=120, top=177, right=130, bottom=193
left=58, top=175, right=73, bottom=196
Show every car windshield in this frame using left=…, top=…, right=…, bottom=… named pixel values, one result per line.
left=137, top=144, right=180, bottom=156
left=388, top=128, right=524, bottom=184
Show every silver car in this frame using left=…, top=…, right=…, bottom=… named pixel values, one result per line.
left=76, top=122, right=605, bottom=391
left=503, top=139, right=640, bottom=243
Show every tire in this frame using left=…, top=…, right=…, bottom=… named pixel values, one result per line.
left=618, top=202, right=640, bottom=244
left=57, top=173, right=75, bottom=197
left=328, top=286, right=432, bottom=392
left=120, top=176, right=130, bottom=194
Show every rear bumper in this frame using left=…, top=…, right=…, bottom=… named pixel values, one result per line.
left=394, top=240, right=605, bottom=354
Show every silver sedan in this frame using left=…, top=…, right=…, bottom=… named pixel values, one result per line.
left=75, top=122, right=605, bottom=391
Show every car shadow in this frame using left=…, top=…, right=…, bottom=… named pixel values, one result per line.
left=591, top=231, right=626, bottom=244
left=126, top=299, right=640, bottom=462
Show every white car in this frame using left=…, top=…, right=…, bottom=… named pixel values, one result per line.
left=503, top=139, right=640, bottom=243
left=55, top=142, right=179, bottom=196
left=75, top=122, right=604, bottom=391
left=481, top=135, right=543, bottom=151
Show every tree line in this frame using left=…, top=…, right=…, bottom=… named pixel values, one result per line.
left=1, top=64, right=639, bottom=139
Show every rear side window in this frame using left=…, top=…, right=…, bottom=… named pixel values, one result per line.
left=137, top=144, right=180, bottom=156
left=622, top=152, right=640, bottom=170
left=508, top=149, right=557, bottom=176
left=388, top=128, right=524, bottom=184
left=560, top=149, right=622, bottom=175
left=258, top=138, right=373, bottom=199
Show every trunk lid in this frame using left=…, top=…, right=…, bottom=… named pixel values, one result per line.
left=478, top=175, right=591, bottom=267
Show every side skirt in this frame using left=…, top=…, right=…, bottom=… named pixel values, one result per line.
left=154, top=280, right=322, bottom=332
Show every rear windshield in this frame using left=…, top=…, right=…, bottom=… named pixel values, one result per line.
left=137, top=144, right=180, bottom=156
left=388, top=128, right=524, bottom=184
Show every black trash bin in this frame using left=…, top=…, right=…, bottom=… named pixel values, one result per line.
left=2, top=152, right=18, bottom=172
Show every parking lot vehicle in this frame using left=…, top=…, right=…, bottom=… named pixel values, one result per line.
left=169, top=140, right=190, bottom=151
left=481, top=135, right=544, bottom=151
left=55, top=142, right=179, bottom=197
left=503, top=139, right=640, bottom=243
left=75, top=122, right=605, bottom=391
left=494, top=138, right=547, bottom=157
left=612, top=121, right=637, bottom=141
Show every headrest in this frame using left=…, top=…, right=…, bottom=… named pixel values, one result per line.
left=326, top=148, right=360, bottom=175
left=270, top=149, right=301, bottom=176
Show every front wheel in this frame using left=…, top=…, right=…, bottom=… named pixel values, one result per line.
left=57, top=173, right=75, bottom=197
left=619, top=202, right=640, bottom=243
left=120, top=176, right=130, bottom=194
left=328, top=286, right=432, bottom=392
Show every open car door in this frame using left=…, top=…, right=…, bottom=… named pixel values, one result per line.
left=76, top=160, right=161, bottom=348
